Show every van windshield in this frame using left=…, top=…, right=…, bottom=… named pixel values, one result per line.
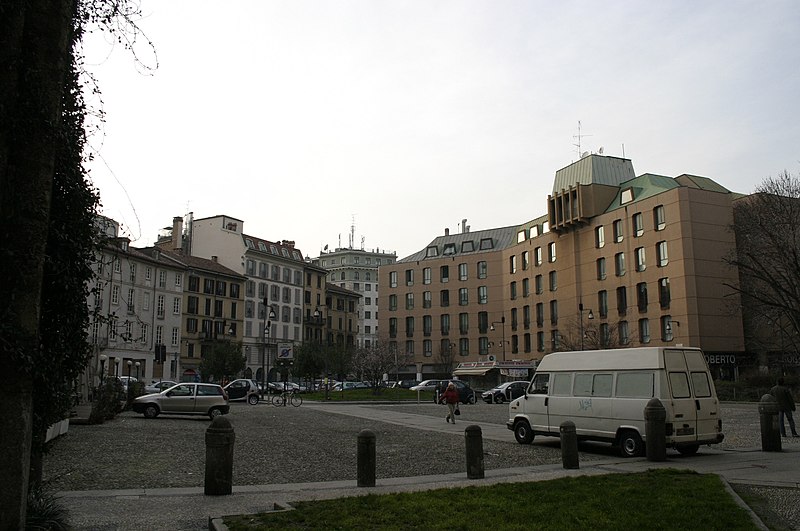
left=531, top=373, right=549, bottom=394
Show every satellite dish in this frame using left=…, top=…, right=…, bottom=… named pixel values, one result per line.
left=581, top=151, right=589, bottom=158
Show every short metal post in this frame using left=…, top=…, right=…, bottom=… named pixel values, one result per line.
left=465, top=425, right=484, bottom=479
left=204, top=416, right=235, bottom=495
left=357, top=429, right=376, bottom=487
left=759, top=394, right=782, bottom=452
left=644, top=398, right=667, bottom=461
left=559, top=420, right=579, bottom=469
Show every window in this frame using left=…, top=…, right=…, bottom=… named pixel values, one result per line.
left=426, top=246, right=439, bottom=258
left=549, top=271, right=557, bottom=291
left=534, top=247, right=542, bottom=266
left=159, top=271, right=167, bottom=288
left=173, top=297, right=181, bottom=315
left=440, top=290, right=450, bottom=307
left=657, top=241, right=668, bottom=267
left=548, top=242, right=556, bottom=263
left=129, top=263, right=136, bottom=282
left=615, top=252, right=626, bottom=276
left=535, top=275, right=543, bottom=294
left=389, top=295, right=397, bottom=311
left=633, top=212, right=644, bottom=237
left=423, top=291, right=432, bottom=309
left=536, top=303, right=544, bottom=327
left=619, top=321, right=630, bottom=345
left=635, top=247, right=646, bottom=272
left=596, top=258, right=606, bottom=280
left=458, top=288, right=469, bottom=306
left=423, top=267, right=431, bottom=285
left=389, top=318, right=397, bottom=338
left=549, top=300, right=558, bottom=325
left=127, top=288, right=135, bottom=311
left=459, top=313, right=469, bottom=334
left=639, top=318, right=650, bottom=344
left=669, top=372, right=691, bottom=398
left=440, top=266, right=449, bottom=283
left=145, top=267, right=151, bottom=281
left=479, top=238, right=493, bottom=250
left=617, top=286, right=627, bottom=315
left=461, top=240, right=474, bottom=253
left=598, top=290, right=608, bottom=319
left=637, top=282, right=648, bottom=312
left=157, top=295, right=165, bottom=318
left=661, top=315, right=673, bottom=341
left=510, top=281, right=517, bottom=300
left=522, top=251, right=530, bottom=270
left=522, top=278, right=530, bottom=297
left=111, top=285, right=119, bottom=304
left=441, top=314, right=450, bottom=335
left=478, top=286, right=488, bottom=304
left=537, top=331, right=545, bottom=352
left=405, top=269, right=414, bottom=286
left=616, top=372, right=654, bottom=398
left=658, top=278, right=671, bottom=309
left=613, top=219, right=623, bottom=243
left=458, top=263, right=468, bottom=281
left=405, top=317, right=414, bottom=337
left=523, top=305, right=531, bottom=329
left=510, top=255, right=517, bottom=274
left=423, top=339, right=433, bottom=357
left=654, top=205, right=666, bottom=231
left=422, top=315, right=432, bottom=337
left=550, top=330, right=560, bottom=351
left=389, top=271, right=397, bottom=288
left=443, top=243, right=456, bottom=255
left=405, top=293, right=414, bottom=310
left=517, top=230, right=527, bottom=243
left=477, top=261, right=487, bottom=279
left=595, top=226, right=605, bottom=248
left=188, top=275, right=200, bottom=292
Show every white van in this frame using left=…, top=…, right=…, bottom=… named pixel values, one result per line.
left=507, top=347, right=724, bottom=457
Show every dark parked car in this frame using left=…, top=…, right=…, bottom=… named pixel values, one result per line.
left=223, top=379, right=260, bottom=405
left=434, top=380, right=477, bottom=404
left=482, top=381, right=528, bottom=404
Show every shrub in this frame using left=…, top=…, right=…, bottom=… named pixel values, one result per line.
left=89, top=379, right=123, bottom=424
left=26, top=483, right=69, bottom=530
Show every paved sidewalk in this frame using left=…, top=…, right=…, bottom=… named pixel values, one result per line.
left=59, top=403, right=800, bottom=530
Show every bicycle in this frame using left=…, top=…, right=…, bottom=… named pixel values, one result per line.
left=271, top=389, right=303, bottom=407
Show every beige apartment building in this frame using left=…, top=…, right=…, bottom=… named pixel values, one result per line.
left=379, top=155, right=746, bottom=384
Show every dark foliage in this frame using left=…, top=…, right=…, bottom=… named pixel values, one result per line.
left=25, top=482, right=69, bottom=531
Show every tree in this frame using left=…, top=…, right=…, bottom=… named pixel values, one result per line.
left=436, top=342, right=457, bottom=378
left=199, top=341, right=246, bottom=383
left=725, top=171, right=800, bottom=356
left=351, top=339, right=412, bottom=392
left=555, top=315, right=625, bottom=351
left=328, top=343, right=354, bottom=384
left=293, top=343, right=325, bottom=384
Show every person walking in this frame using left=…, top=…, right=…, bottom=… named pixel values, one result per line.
left=770, top=377, right=798, bottom=437
left=439, top=382, right=460, bottom=424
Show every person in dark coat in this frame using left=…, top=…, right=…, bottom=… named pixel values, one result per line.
left=770, top=377, right=798, bottom=437
left=438, top=382, right=460, bottom=424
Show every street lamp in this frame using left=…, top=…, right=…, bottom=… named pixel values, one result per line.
left=126, top=360, right=132, bottom=401
left=135, top=361, right=141, bottom=381
left=99, top=354, right=107, bottom=383
left=579, top=303, right=594, bottom=351
left=115, top=357, right=121, bottom=377
left=490, top=315, right=506, bottom=361
left=261, top=298, right=277, bottom=399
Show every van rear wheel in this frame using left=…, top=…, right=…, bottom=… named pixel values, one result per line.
left=514, top=420, right=534, bottom=444
left=677, top=444, right=699, bottom=456
left=618, top=430, right=643, bottom=457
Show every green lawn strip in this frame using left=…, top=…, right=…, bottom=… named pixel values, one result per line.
left=224, top=469, right=756, bottom=530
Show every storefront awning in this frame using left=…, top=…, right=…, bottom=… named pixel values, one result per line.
left=453, top=367, right=493, bottom=376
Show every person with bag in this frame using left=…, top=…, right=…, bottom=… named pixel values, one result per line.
left=439, top=382, right=460, bottom=424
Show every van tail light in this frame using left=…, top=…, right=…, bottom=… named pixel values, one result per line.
left=665, top=423, right=674, bottom=436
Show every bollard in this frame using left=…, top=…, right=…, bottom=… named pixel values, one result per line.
left=357, top=429, right=376, bottom=487
left=559, top=420, right=579, bottom=469
left=644, top=398, right=667, bottom=461
left=204, top=416, right=235, bottom=495
left=759, top=394, right=782, bottom=452
left=465, top=425, right=485, bottom=479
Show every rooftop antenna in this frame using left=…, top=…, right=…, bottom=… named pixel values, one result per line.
left=573, top=120, right=592, bottom=159
left=349, top=215, right=355, bottom=249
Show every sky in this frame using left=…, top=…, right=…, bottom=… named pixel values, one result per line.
left=81, top=0, right=800, bottom=260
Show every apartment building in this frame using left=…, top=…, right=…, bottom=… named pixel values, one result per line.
left=379, top=155, right=745, bottom=383
left=313, top=246, right=397, bottom=348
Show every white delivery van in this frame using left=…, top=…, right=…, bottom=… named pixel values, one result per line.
left=507, top=347, right=724, bottom=457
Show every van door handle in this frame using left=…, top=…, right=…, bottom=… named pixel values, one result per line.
left=544, top=397, right=548, bottom=407
left=695, top=400, right=700, bottom=410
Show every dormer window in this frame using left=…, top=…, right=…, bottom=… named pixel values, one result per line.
left=443, top=243, right=457, bottom=255
left=461, top=240, right=474, bottom=253
left=479, top=238, right=494, bottom=250
left=258, top=242, right=267, bottom=252
left=621, top=187, right=634, bottom=204
left=245, top=239, right=254, bottom=248
left=426, top=246, right=439, bottom=258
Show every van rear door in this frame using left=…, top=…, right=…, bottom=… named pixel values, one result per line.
left=663, top=349, right=699, bottom=443
left=684, top=349, right=720, bottom=443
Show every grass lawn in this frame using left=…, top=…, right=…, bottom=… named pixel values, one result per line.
left=223, top=469, right=758, bottom=530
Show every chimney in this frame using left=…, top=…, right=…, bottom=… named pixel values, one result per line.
left=445, top=228, right=450, bottom=236
left=211, top=255, right=218, bottom=263
left=172, top=216, right=183, bottom=251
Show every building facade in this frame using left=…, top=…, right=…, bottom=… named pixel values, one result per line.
left=379, top=155, right=745, bottom=384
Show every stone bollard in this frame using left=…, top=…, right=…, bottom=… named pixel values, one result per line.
left=357, top=429, right=376, bottom=487
left=205, top=416, right=235, bottom=495
left=644, top=398, right=667, bottom=461
left=559, top=421, right=579, bottom=469
left=759, top=394, right=782, bottom=452
left=465, top=425, right=485, bottom=479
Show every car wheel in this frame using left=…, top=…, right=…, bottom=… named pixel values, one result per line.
left=677, top=444, right=699, bottom=456
left=208, top=407, right=224, bottom=419
left=247, top=394, right=259, bottom=405
left=514, top=420, right=534, bottom=444
left=619, top=430, right=644, bottom=457
left=143, top=405, right=159, bottom=419
left=494, top=394, right=505, bottom=404
left=468, top=393, right=476, bottom=405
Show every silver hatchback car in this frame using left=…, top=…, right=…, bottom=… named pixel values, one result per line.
left=132, top=383, right=230, bottom=419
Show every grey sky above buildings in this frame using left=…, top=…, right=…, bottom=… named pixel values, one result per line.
left=82, top=0, right=800, bottom=260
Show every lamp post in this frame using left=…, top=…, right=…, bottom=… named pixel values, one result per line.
left=126, top=360, right=132, bottom=401
left=490, top=315, right=506, bottom=361
left=261, top=298, right=277, bottom=399
left=115, top=357, right=121, bottom=378
left=579, top=303, right=594, bottom=351
left=135, top=361, right=141, bottom=381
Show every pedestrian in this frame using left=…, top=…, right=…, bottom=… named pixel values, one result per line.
left=438, top=382, right=460, bottom=424
left=770, top=377, right=798, bottom=437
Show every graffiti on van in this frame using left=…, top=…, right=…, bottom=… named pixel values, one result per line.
left=578, top=398, right=592, bottom=411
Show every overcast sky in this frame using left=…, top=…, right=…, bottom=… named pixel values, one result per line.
left=81, top=0, right=800, bottom=260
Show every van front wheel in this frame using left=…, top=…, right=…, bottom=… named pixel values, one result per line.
left=618, top=430, right=643, bottom=457
left=514, top=420, right=534, bottom=444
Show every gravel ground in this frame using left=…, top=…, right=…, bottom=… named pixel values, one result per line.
left=43, top=400, right=799, bottom=529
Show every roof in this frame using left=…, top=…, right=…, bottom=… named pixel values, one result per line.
left=552, top=155, right=636, bottom=194
left=144, top=248, right=246, bottom=279
left=536, top=347, right=703, bottom=372
left=325, top=282, right=362, bottom=299
left=242, top=234, right=305, bottom=263
left=399, top=225, right=518, bottom=263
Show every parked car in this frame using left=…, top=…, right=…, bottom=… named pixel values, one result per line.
left=482, top=381, right=528, bottom=404
left=117, top=376, right=138, bottom=390
left=409, top=379, right=443, bottom=392
left=131, top=382, right=229, bottom=419
left=434, top=380, right=477, bottom=404
left=331, top=381, right=370, bottom=391
left=393, top=379, right=420, bottom=389
left=223, top=379, right=260, bottom=405
left=144, top=380, right=178, bottom=394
